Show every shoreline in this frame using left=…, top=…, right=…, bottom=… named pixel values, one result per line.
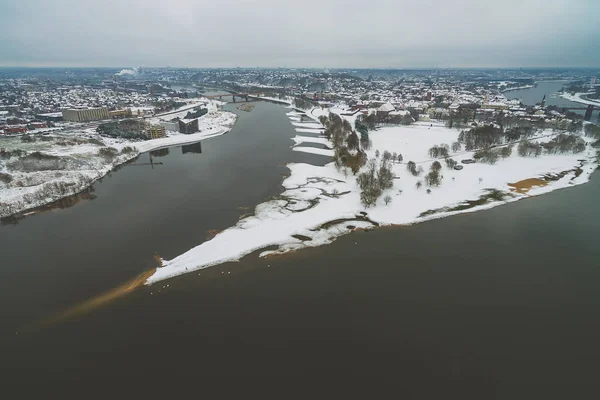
left=559, top=92, right=600, bottom=107
left=1, top=115, right=237, bottom=221
left=502, top=85, right=534, bottom=93
left=146, top=157, right=598, bottom=285
left=144, top=108, right=599, bottom=285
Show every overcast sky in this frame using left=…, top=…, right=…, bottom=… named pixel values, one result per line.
left=1, top=0, right=599, bottom=68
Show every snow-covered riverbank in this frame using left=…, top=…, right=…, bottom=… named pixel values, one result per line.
left=502, top=85, right=535, bottom=93
left=560, top=92, right=600, bottom=107
left=145, top=108, right=598, bottom=285
left=0, top=109, right=237, bottom=219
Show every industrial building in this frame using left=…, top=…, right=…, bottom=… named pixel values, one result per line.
left=62, top=107, right=109, bottom=122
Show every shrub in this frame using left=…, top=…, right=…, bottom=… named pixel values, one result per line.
left=382, top=150, right=392, bottom=162
left=98, top=147, right=119, bottom=160
left=121, top=146, right=135, bottom=154
left=0, top=172, right=12, bottom=184
left=474, top=149, right=500, bottom=164
left=21, top=135, right=36, bottom=143
left=584, top=123, right=600, bottom=139
left=445, top=158, right=458, bottom=169
left=88, top=138, right=105, bottom=146
left=500, top=145, right=513, bottom=158
left=517, top=141, right=543, bottom=157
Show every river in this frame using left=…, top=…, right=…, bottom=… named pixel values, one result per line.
left=504, top=80, right=600, bottom=122
left=2, top=100, right=600, bottom=395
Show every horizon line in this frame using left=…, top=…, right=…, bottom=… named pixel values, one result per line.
left=1, top=65, right=600, bottom=70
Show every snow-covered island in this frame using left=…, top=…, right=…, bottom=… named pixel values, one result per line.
left=559, top=92, right=600, bottom=107
left=0, top=99, right=236, bottom=218
left=146, top=103, right=600, bottom=284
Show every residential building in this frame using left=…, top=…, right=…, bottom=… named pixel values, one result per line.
left=62, top=107, right=109, bottom=122
left=36, top=112, right=63, bottom=122
left=146, top=124, right=166, bottom=139
left=178, top=118, right=199, bottom=134
left=3, top=125, right=28, bottom=134
left=159, top=120, right=180, bottom=132
left=481, top=102, right=509, bottom=111
left=109, top=109, right=133, bottom=119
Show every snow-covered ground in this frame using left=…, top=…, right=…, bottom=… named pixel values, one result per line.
left=502, top=85, right=535, bottom=93
left=0, top=104, right=237, bottom=218
left=560, top=92, right=600, bottom=107
left=135, top=110, right=236, bottom=153
left=0, top=136, right=137, bottom=218
left=145, top=109, right=598, bottom=285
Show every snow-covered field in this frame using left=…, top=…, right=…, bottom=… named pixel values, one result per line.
left=146, top=109, right=598, bottom=285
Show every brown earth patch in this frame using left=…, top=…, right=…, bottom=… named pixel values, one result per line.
left=206, top=229, right=222, bottom=240
left=508, top=178, right=548, bottom=194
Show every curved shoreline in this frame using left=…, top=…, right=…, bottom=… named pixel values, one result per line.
left=145, top=157, right=598, bottom=285
left=559, top=92, right=600, bottom=107
left=145, top=107, right=599, bottom=285
left=1, top=118, right=236, bottom=221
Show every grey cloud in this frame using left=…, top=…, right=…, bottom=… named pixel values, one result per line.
left=1, top=0, right=599, bottom=67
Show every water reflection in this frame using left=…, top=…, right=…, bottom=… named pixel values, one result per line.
left=1, top=186, right=97, bottom=226
left=150, top=148, right=170, bottom=157
left=181, top=142, right=202, bottom=154
left=0, top=142, right=208, bottom=226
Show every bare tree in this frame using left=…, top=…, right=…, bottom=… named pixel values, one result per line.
left=378, top=160, right=395, bottom=189
left=500, top=145, right=513, bottom=158
left=425, top=170, right=442, bottom=187
left=406, top=161, right=418, bottom=176
left=384, top=195, right=392, bottom=205
left=431, top=161, right=442, bottom=171
left=428, top=146, right=440, bottom=158
left=382, top=150, right=392, bottom=162
left=451, top=141, right=462, bottom=153
left=445, top=158, right=458, bottom=169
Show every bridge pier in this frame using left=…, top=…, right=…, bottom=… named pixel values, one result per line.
left=585, top=105, right=594, bottom=121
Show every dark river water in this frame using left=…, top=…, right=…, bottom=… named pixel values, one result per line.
left=2, top=101, right=600, bottom=396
